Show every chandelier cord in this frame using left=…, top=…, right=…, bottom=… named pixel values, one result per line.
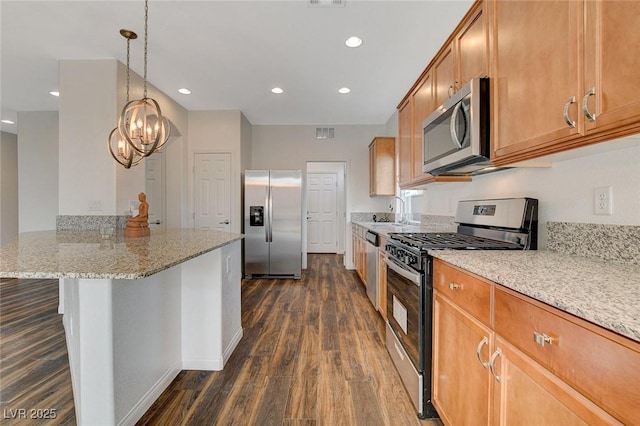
left=126, top=37, right=131, bottom=102
left=143, top=0, right=148, bottom=98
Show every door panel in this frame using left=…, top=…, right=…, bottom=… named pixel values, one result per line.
left=269, top=170, right=302, bottom=276
left=244, top=170, right=269, bottom=276
left=194, top=153, right=231, bottom=231
left=145, top=152, right=164, bottom=230
left=307, top=173, right=338, bottom=253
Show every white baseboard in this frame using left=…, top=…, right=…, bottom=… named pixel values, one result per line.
left=117, top=363, right=182, bottom=426
left=182, top=327, right=243, bottom=371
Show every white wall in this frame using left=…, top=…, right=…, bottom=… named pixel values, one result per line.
left=59, top=60, right=119, bottom=215
left=58, top=59, right=188, bottom=222
left=0, top=131, right=18, bottom=246
left=251, top=125, right=393, bottom=214
left=187, top=111, right=245, bottom=233
left=17, top=111, right=59, bottom=232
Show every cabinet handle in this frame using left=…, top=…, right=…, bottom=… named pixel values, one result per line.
left=533, top=331, right=554, bottom=347
left=489, top=348, right=502, bottom=383
left=582, top=87, right=596, bottom=122
left=448, top=84, right=455, bottom=98
left=476, top=336, right=489, bottom=369
left=563, top=96, right=577, bottom=128
left=448, top=282, right=462, bottom=290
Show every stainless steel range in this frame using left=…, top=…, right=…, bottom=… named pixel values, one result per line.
left=384, top=197, right=538, bottom=419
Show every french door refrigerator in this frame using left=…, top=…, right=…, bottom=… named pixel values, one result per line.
left=244, top=170, right=302, bottom=279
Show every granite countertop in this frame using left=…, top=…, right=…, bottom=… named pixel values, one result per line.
left=0, top=229, right=244, bottom=280
left=429, top=250, right=640, bottom=343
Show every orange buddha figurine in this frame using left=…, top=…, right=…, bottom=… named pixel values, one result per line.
left=124, top=192, right=151, bottom=237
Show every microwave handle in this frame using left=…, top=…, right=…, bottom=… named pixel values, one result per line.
left=449, top=102, right=465, bottom=149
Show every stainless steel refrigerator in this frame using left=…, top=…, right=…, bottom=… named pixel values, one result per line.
left=244, top=170, right=302, bottom=279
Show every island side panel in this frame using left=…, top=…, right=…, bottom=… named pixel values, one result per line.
left=112, top=267, right=182, bottom=425
left=181, top=240, right=243, bottom=370
left=62, top=278, right=116, bottom=426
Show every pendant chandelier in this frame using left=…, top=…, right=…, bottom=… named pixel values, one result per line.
left=108, top=0, right=170, bottom=169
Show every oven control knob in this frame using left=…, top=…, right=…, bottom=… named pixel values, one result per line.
left=408, top=255, right=417, bottom=265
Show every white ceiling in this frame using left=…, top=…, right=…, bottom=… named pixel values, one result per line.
left=1, top=0, right=473, bottom=134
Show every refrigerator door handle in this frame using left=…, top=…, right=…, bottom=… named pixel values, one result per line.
left=264, top=185, right=270, bottom=243
left=268, top=185, right=274, bottom=242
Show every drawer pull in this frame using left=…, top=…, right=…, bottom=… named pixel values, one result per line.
left=489, top=348, right=502, bottom=383
left=476, top=336, right=489, bottom=369
left=533, top=331, right=554, bottom=347
left=448, top=282, right=461, bottom=290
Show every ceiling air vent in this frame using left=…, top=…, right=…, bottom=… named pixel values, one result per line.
left=308, top=0, right=346, bottom=8
left=316, top=127, right=335, bottom=139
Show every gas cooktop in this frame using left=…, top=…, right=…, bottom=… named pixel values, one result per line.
left=387, top=232, right=523, bottom=250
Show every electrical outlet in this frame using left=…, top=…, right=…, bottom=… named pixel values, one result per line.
left=594, top=186, right=613, bottom=215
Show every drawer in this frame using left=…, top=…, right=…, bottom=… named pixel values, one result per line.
left=495, top=286, right=640, bottom=425
left=433, top=259, right=492, bottom=327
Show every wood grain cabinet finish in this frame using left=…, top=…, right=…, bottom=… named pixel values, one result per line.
left=490, top=0, right=640, bottom=165
left=583, top=1, right=640, bottom=139
left=410, top=72, right=436, bottom=186
left=433, top=259, right=636, bottom=425
left=456, top=3, right=489, bottom=88
left=397, top=99, right=413, bottom=188
left=351, top=224, right=367, bottom=285
left=368, top=137, right=396, bottom=197
left=495, top=286, right=640, bottom=425
left=433, top=292, right=492, bottom=426
left=433, top=44, right=456, bottom=109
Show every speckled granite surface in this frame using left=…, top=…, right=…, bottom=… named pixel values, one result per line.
left=57, top=215, right=130, bottom=230
left=352, top=221, right=457, bottom=237
left=0, top=229, right=244, bottom=280
left=350, top=212, right=395, bottom=223
left=547, top=222, right=640, bottom=265
left=429, top=250, right=640, bottom=343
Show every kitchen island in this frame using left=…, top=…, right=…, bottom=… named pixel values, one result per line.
left=0, top=229, right=244, bottom=426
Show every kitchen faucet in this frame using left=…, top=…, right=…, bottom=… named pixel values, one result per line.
left=389, top=196, right=406, bottom=224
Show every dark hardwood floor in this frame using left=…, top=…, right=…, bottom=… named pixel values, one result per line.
left=0, top=254, right=441, bottom=425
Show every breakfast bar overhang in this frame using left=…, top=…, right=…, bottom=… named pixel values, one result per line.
left=0, top=229, right=244, bottom=426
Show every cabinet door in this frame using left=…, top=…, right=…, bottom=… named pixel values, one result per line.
left=433, top=43, right=456, bottom=108
left=369, top=143, right=376, bottom=196
left=492, top=336, right=619, bottom=426
left=411, top=72, right=434, bottom=181
left=583, top=1, right=640, bottom=137
left=457, top=2, right=489, bottom=87
left=492, top=0, right=582, bottom=162
left=397, top=99, right=413, bottom=187
left=433, top=292, right=492, bottom=426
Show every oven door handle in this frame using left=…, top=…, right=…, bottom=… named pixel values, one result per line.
left=385, top=258, right=421, bottom=285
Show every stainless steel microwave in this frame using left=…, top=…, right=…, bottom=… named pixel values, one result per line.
left=422, top=78, right=492, bottom=176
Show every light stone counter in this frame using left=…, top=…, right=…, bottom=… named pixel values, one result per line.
left=429, top=250, right=640, bottom=343
left=0, top=228, right=243, bottom=279
left=352, top=221, right=457, bottom=237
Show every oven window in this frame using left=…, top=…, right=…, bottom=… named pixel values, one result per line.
left=386, top=266, right=420, bottom=369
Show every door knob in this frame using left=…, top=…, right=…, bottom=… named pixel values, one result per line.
left=219, top=219, right=230, bottom=225
left=151, top=220, right=161, bottom=225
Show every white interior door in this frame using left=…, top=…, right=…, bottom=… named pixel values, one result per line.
left=145, top=151, right=164, bottom=230
left=194, top=153, right=231, bottom=231
left=306, top=173, right=338, bottom=253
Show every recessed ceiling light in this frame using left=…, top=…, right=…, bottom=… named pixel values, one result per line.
left=1, top=119, right=15, bottom=124
left=345, top=36, right=363, bottom=48
left=271, top=87, right=284, bottom=94
left=338, top=87, right=351, bottom=94
left=49, top=91, right=60, bottom=97
left=178, top=88, right=191, bottom=95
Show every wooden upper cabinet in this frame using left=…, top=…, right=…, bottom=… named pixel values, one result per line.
left=368, top=137, right=396, bottom=197
left=583, top=1, right=640, bottom=137
left=397, top=99, right=413, bottom=188
left=433, top=44, right=456, bottom=109
left=456, top=2, right=489, bottom=87
left=411, top=71, right=435, bottom=183
left=491, top=0, right=582, bottom=163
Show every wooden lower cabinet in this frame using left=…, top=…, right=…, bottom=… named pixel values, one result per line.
left=433, top=293, right=492, bottom=426
left=433, top=259, right=635, bottom=425
left=492, top=336, right=619, bottom=426
left=351, top=224, right=366, bottom=286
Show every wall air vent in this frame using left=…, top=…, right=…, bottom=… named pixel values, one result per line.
left=308, top=0, right=346, bottom=8
left=316, top=127, right=335, bottom=139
